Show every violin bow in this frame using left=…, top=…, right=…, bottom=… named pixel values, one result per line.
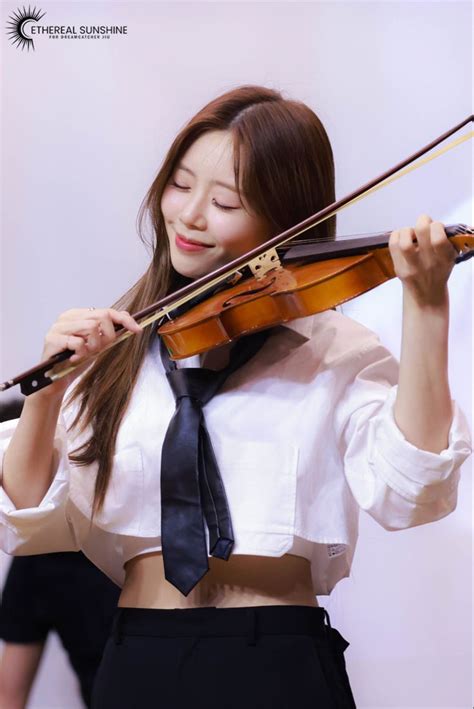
left=2, top=115, right=473, bottom=395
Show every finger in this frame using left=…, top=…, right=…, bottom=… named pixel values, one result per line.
left=431, top=221, right=458, bottom=261
left=84, top=330, right=102, bottom=352
left=388, top=230, right=400, bottom=247
left=415, top=213, right=433, bottom=228
left=96, top=315, right=116, bottom=341
left=54, top=318, right=110, bottom=344
left=51, top=321, right=106, bottom=353
left=44, top=333, right=89, bottom=362
left=388, top=228, right=400, bottom=259
left=57, top=308, right=142, bottom=338
left=388, top=229, right=411, bottom=277
left=414, top=213, right=433, bottom=254
left=57, top=308, right=138, bottom=327
left=74, top=308, right=142, bottom=335
left=398, top=227, right=419, bottom=260
left=85, top=323, right=106, bottom=349
left=69, top=346, right=90, bottom=363
left=52, top=319, right=100, bottom=337
left=110, top=309, right=143, bottom=334
left=84, top=310, right=141, bottom=350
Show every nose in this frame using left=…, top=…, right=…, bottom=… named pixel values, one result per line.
left=179, top=192, right=207, bottom=231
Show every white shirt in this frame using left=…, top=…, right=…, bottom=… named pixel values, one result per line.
left=0, top=310, right=471, bottom=596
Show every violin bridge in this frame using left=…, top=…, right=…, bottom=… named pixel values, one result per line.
left=248, top=248, right=282, bottom=280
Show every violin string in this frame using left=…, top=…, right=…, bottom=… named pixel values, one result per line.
left=277, top=221, right=473, bottom=248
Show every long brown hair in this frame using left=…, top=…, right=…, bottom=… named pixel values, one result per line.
left=66, top=84, right=336, bottom=520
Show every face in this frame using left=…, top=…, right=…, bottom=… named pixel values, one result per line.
left=161, top=130, right=272, bottom=280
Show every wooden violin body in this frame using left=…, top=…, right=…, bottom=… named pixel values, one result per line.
left=158, top=233, right=473, bottom=359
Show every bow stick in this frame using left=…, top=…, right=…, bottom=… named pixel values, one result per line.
left=2, top=115, right=472, bottom=395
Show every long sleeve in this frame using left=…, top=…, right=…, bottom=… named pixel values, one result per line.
left=0, top=413, right=79, bottom=555
left=334, top=341, right=472, bottom=531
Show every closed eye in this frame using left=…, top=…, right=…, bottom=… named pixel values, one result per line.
left=169, top=179, right=239, bottom=211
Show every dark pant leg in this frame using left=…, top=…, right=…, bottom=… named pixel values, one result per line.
left=45, top=553, right=121, bottom=708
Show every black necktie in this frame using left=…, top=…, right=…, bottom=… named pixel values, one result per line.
left=159, top=329, right=272, bottom=596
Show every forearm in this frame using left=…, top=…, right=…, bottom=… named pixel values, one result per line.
left=393, top=287, right=453, bottom=454
left=2, top=392, right=64, bottom=509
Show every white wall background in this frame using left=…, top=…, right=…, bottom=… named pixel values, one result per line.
left=0, top=1, right=472, bottom=707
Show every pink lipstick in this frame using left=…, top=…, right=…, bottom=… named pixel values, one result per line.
left=175, top=233, right=214, bottom=252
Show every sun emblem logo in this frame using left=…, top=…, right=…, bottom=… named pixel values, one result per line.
left=6, top=6, right=46, bottom=51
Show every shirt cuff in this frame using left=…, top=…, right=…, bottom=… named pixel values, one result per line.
left=0, top=415, right=70, bottom=525
left=371, top=386, right=472, bottom=505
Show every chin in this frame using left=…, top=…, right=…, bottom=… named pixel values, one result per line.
left=170, top=256, right=208, bottom=281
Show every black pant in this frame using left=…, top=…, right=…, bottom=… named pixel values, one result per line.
left=91, top=604, right=356, bottom=708
left=0, top=553, right=120, bottom=708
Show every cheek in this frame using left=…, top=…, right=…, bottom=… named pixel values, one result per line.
left=217, top=220, right=268, bottom=256
left=160, top=189, right=183, bottom=220
left=215, top=226, right=248, bottom=256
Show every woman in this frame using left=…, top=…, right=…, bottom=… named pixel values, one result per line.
left=0, top=85, right=471, bottom=708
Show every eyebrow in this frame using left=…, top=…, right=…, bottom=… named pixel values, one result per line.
left=176, top=163, right=239, bottom=193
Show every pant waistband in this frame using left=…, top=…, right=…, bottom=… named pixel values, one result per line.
left=112, top=604, right=332, bottom=645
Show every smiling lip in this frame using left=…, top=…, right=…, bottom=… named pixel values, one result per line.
left=175, top=233, right=214, bottom=252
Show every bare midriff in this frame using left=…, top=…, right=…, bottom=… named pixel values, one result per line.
left=119, top=552, right=319, bottom=609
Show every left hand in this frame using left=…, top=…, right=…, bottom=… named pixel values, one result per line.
left=388, top=214, right=458, bottom=307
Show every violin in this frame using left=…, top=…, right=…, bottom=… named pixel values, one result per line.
left=2, top=115, right=473, bottom=396
left=157, top=222, right=473, bottom=359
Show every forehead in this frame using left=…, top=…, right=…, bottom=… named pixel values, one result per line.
left=180, top=131, right=236, bottom=177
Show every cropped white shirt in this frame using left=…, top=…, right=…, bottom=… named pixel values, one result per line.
left=0, top=310, right=471, bottom=596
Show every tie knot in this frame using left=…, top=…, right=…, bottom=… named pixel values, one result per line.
left=165, top=367, right=225, bottom=406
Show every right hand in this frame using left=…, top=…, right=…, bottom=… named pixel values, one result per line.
left=32, top=308, right=143, bottom=402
